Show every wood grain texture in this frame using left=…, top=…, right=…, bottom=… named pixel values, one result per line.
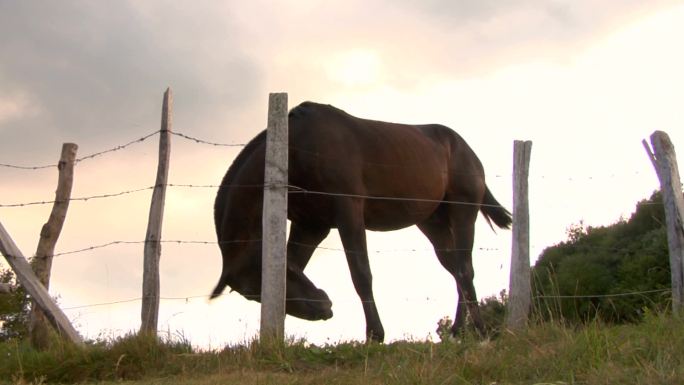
left=30, top=142, right=78, bottom=348
left=141, top=88, right=172, bottom=334
left=507, top=140, right=532, bottom=330
left=648, top=131, right=684, bottom=314
left=260, top=92, right=288, bottom=342
left=0, top=222, right=83, bottom=345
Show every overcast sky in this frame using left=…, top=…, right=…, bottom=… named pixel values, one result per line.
left=2, top=1, right=684, bottom=347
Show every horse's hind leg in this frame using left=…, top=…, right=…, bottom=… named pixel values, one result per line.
left=419, top=205, right=486, bottom=337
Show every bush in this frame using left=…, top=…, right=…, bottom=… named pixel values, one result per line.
left=531, top=190, right=672, bottom=325
left=0, top=267, right=30, bottom=341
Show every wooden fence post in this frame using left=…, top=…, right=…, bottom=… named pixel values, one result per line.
left=0, top=222, right=83, bottom=346
left=643, top=131, right=684, bottom=314
left=30, top=142, right=78, bottom=349
left=260, top=92, right=288, bottom=343
left=506, top=140, right=532, bottom=330
left=140, top=88, right=172, bottom=335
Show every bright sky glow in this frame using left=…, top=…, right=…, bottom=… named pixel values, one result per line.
left=327, top=50, right=384, bottom=87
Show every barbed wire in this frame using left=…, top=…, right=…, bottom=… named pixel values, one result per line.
left=62, top=294, right=212, bottom=310
left=0, top=130, right=162, bottom=170
left=2, top=179, right=667, bottom=210
left=287, top=145, right=657, bottom=181
left=0, top=182, right=255, bottom=207
left=45, top=233, right=662, bottom=262
left=49, top=240, right=457, bottom=259
left=533, top=288, right=670, bottom=299
left=289, top=241, right=502, bottom=254
left=1, top=121, right=673, bottom=334
left=45, top=231, right=666, bottom=262
left=0, top=186, right=156, bottom=208
left=52, top=239, right=262, bottom=257
left=60, top=293, right=373, bottom=311
left=75, top=130, right=162, bottom=164
left=0, top=182, right=516, bottom=209
left=286, top=185, right=504, bottom=208
left=170, top=131, right=247, bottom=147
left=0, top=128, right=660, bottom=183
left=0, top=129, right=244, bottom=170
left=0, top=162, right=56, bottom=171
left=57, top=287, right=672, bottom=312
left=49, top=237, right=502, bottom=259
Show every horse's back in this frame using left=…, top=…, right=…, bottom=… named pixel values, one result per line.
left=287, top=102, right=477, bottom=230
left=288, top=102, right=449, bottom=166
left=288, top=102, right=484, bottom=188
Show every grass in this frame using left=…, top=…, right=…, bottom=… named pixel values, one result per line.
left=2, top=312, right=683, bottom=384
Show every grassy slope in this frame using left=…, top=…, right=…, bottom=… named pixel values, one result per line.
left=2, top=313, right=683, bottom=385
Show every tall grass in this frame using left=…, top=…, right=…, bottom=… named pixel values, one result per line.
left=2, top=312, right=683, bottom=384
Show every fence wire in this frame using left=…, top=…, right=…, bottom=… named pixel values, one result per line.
left=0, top=128, right=671, bottom=318
left=0, top=129, right=244, bottom=170
left=58, top=288, right=672, bottom=312
left=49, top=237, right=502, bottom=259
left=533, top=288, right=670, bottom=299
left=1, top=128, right=654, bottom=182
left=1, top=180, right=663, bottom=209
left=169, top=131, right=247, bottom=147
left=52, top=239, right=262, bottom=257
left=0, top=186, right=156, bottom=208
left=0, top=182, right=515, bottom=209
left=1, top=130, right=161, bottom=170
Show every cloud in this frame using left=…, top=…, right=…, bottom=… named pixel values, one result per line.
left=0, top=93, right=39, bottom=125
left=0, top=1, right=261, bottom=161
left=402, top=0, right=678, bottom=40
left=230, top=0, right=682, bottom=103
left=356, top=0, right=683, bottom=80
left=2, top=0, right=677, bottom=164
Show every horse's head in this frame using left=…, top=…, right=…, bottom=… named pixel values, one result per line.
left=210, top=245, right=333, bottom=321
left=284, top=265, right=333, bottom=320
left=211, top=129, right=332, bottom=323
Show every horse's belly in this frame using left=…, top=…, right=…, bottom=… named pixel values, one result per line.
left=363, top=200, right=440, bottom=231
left=287, top=196, right=440, bottom=232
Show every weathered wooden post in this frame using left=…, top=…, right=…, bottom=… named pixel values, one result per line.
left=260, top=92, right=288, bottom=343
left=506, top=140, right=532, bottom=330
left=30, top=142, right=78, bottom=349
left=643, top=131, right=684, bottom=314
left=0, top=222, right=83, bottom=346
left=140, top=88, right=172, bottom=335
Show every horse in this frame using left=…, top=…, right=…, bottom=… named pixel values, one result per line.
left=210, top=101, right=512, bottom=342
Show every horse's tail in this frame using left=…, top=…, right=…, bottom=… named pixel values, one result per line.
left=210, top=275, right=228, bottom=299
left=480, top=185, right=512, bottom=230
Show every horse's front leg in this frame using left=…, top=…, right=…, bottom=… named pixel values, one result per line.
left=336, top=198, right=384, bottom=342
left=287, top=222, right=331, bottom=271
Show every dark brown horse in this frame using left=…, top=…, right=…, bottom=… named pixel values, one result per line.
left=211, top=101, right=511, bottom=341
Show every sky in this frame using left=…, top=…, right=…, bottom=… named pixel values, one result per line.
left=1, top=0, right=684, bottom=348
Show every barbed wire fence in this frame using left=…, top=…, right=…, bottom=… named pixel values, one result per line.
left=0, top=95, right=680, bottom=344
left=2, top=130, right=672, bottom=287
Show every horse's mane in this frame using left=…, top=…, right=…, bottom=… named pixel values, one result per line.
left=213, top=129, right=267, bottom=228
left=291, top=100, right=350, bottom=116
